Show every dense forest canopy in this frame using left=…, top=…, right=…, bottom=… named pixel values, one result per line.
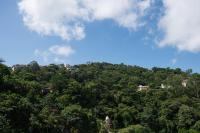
left=0, top=61, right=200, bottom=133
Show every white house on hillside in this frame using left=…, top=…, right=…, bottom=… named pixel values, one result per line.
left=182, top=79, right=188, bottom=87
left=138, top=85, right=149, bottom=91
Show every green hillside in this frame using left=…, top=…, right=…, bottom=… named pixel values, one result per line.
left=0, top=61, right=200, bottom=133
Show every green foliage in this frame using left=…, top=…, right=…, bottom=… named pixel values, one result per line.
left=178, top=128, right=199, bottom=133
left=192, top=120, right=200, bottom=131
left=0, top=64, right=10, bottom=78
left=28, top=61, right=40, bottom=72
left=177, top=105, right=196, bottom=129
left=118, top=124, right=150, bottom=133
left=0, top=114, right=10, bottom=132
left=0, top=62, right=200, bottom=132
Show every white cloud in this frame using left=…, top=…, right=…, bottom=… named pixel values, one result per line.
left=18, top=0, right=152, bottom=40
left=49, top=45, right=74, bottom=57
left=159, top=0, right=200, bottom=52
left=34, top=45, right=74, bottom=63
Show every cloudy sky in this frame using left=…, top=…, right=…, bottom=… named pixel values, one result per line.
left=1, top=0, right=200, bottom=72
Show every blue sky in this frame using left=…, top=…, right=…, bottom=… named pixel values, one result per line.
left=1, top=0, right=200, bottom=72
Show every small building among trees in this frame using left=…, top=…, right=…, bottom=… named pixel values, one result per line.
left=138, top=85, right=149, bottom=91
left=182, top=79, right=188, bottom=87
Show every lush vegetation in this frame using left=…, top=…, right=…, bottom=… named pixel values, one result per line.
left=0, top=61, right=200, bottom=133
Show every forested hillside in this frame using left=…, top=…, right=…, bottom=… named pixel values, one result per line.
left=0, top=61, right=200, bottom=133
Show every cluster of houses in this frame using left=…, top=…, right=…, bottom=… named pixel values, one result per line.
left=138, top=79, right=188, bottom=91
